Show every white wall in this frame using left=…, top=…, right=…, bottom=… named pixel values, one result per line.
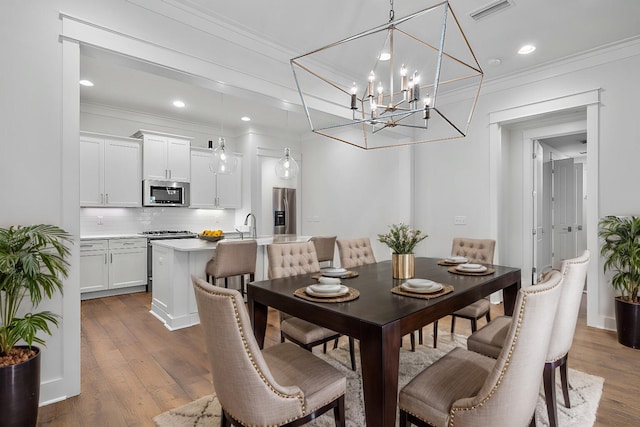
left=1, top=1, right=81, bottom=404
left=410, top=40, right=640, bottom=329
left=301, top=133, right=413, bottom=262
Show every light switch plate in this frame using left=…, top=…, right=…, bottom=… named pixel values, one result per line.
left=454, top=216, right=466, bottom=225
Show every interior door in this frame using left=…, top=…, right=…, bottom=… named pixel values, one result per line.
left=574, top=163, right=586, bottom=256
left=533, top=140, right=553, bottom=283
left=532, top=141, right=543, bottom=283
left=553, top=157, right=577, bottom=269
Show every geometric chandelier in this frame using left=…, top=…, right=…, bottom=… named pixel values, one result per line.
left=291, top=0, right=483, bottom=150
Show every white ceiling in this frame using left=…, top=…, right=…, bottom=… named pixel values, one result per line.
left=79, top=0, right=640, bottom=139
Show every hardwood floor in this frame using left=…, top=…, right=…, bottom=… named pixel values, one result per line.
left=37, top=291, right=640, bottom=426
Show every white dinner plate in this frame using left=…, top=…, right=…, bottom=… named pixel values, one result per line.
left=322, top=268, right=348, bottom=277
left=306, top=285, right=349, bottom=298
left=309, top=283, right=342, bottom=293
left=401, top=282, right=443, bottom=294
left=456, top=263, right=487, bottom=272
left=445, top=256, right=468, bottom=264
left=405, top=278, right=437, bottom=289
left=318, top=276, right=342, bottom=285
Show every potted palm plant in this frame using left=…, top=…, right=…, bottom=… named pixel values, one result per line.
left=378, top=223, right=428, bottom=279
left=0, top=224, right=72, bottom=426
left=599, top=215, right=640, bottom=348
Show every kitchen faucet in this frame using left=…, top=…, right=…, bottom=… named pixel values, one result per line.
left=244, top=213, right=257, bottom=239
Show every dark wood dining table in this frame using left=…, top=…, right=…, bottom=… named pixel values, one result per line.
left=247, top=257, right=521, bottom=427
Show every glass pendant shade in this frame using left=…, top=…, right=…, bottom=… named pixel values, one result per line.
left=209, top=137, right=237, bottom=175
left=275, top=148, right=299, bottom=180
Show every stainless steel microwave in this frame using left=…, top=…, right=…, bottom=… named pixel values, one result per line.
left=143, top=180, right=190, bottom=207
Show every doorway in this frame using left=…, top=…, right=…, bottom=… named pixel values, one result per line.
left=532, top=132, right=587, bottom=283
left=487, top=89, right=604, bottom=329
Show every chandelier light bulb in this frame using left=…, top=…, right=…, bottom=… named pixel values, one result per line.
left=401, top=64, right=408, bottom=92
left=350, top=82, right=358, bottom=110
left=368, top=71, right=376, bottom=97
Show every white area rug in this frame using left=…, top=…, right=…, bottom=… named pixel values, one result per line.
left=153, top=334, right=603, bottom=427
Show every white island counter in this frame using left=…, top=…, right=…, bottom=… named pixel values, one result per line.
left=150, top=235, right=311, bottom=330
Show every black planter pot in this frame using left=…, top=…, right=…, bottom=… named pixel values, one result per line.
left=615, top=298, right=640, bottom=349
left=0, top=346, right=41, bottom=427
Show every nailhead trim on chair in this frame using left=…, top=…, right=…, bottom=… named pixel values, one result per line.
left=197, top=284, right=305, bottom=426
left=545, top=252, right=589, bottom=364
left=447, top=279, right=559, bottom=426
left=446, top=293, right=528, bottom=426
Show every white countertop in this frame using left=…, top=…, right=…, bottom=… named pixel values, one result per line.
left=80, top=234, right=145, bottom=240
left=151, top=235, right=312, bottom=251
left=151, top=238, right=217, bottom=251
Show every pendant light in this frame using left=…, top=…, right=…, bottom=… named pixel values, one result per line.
left=209, top=93, right=237, bottom=175
left=208, top=137, right=237, bottom=175
left=275, top=147, right=299, bottom=180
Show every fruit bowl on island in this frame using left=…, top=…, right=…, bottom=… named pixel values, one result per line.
left=199, top=229, right=224, bottom=242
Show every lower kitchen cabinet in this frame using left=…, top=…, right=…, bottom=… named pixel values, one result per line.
left=80, top=238, right=147, bottom=298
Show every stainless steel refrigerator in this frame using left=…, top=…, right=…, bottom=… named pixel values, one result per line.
left=273, top=187, right=296, bottom=235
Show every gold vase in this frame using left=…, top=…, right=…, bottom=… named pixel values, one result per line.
left=392, top=253, right=415, bottom=279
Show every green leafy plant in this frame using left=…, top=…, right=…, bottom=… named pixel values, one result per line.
left=377, top=223, right=428, bottom=254
left=0, top=224, right=72, bottom=357
left=599, top=215, right=640, bottom=303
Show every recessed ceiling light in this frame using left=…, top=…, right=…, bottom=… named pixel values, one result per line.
left=240, top=116, right=251, bottom=122
left=379, top=52, right=391, bottom=61
left=172, top=100, right=185, bottom=108
left=79, top=79, right=94, bottom=87
left=518, top=44, right=536, bottom=55
left=487, top=58, right=502, bottom=66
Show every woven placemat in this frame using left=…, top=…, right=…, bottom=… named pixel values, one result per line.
left=437, top=259, right=467, bottom=266
left=447, top=266, right=495, bottom=276
left=311, top=271, right=359, bottom=280
left=391, top=284, right=454, bottom=299
left=294, top=287, right=360, bottom=303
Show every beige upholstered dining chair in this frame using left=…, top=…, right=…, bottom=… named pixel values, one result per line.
left=335, top=237, right=422, bottom=352
left=467, top=250, right=590, bottom=427
left=336, top=237, right=376, bottom=268
left=310, top=235, right=337, bottom=267
left=205, top=239, right=257, bottom=298
left=192, top=278, right=346, bottom=427
left=398, top=269, right=563, bottom=427
left=268, top=241, right=356, bottom=370
left=432, top=238, right=496, bottom=348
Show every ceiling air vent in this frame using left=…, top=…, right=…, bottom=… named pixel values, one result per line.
left=469, top=0, right=513, bottom=21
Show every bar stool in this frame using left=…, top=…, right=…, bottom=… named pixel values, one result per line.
left=205, top=240, right=257, bottom=297
left=310, top=235, right=337, bottom=267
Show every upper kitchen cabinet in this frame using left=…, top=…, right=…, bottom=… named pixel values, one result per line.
left=133, top=130, right=191, bottom=182
left=80, top=132, right=142, bottom=207
left=190, top=148, right=242, bottom=209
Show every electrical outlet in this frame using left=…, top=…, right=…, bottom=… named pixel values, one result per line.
left=454, top=216, right=466, bottom=225
left=97, top=216, right=103, bottom=225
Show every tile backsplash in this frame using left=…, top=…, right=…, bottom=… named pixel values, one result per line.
left=81, top=207, right=237, bottom=236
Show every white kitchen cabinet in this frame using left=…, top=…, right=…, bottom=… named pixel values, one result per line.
left=80, top=238, right=147, bottom=296
left=79, top=240, right=109, bottom=293
left=190, top=148, right=242, bottom=208
left=80, top=133, right=142, bottom=207
left=134, top=130, right=191, bottom=182
left=108, top=239, right=148, bottom=289
left=150, top=240, right=215, bottom=330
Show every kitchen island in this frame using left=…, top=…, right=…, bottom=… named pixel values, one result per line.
left=150, top=235, right=311, bottom=330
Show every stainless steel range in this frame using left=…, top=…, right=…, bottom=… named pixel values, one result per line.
left=141, top=230, right=198, bottom=290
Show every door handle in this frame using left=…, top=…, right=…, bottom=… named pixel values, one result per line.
left=568, top=226, right=572, bottom=232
